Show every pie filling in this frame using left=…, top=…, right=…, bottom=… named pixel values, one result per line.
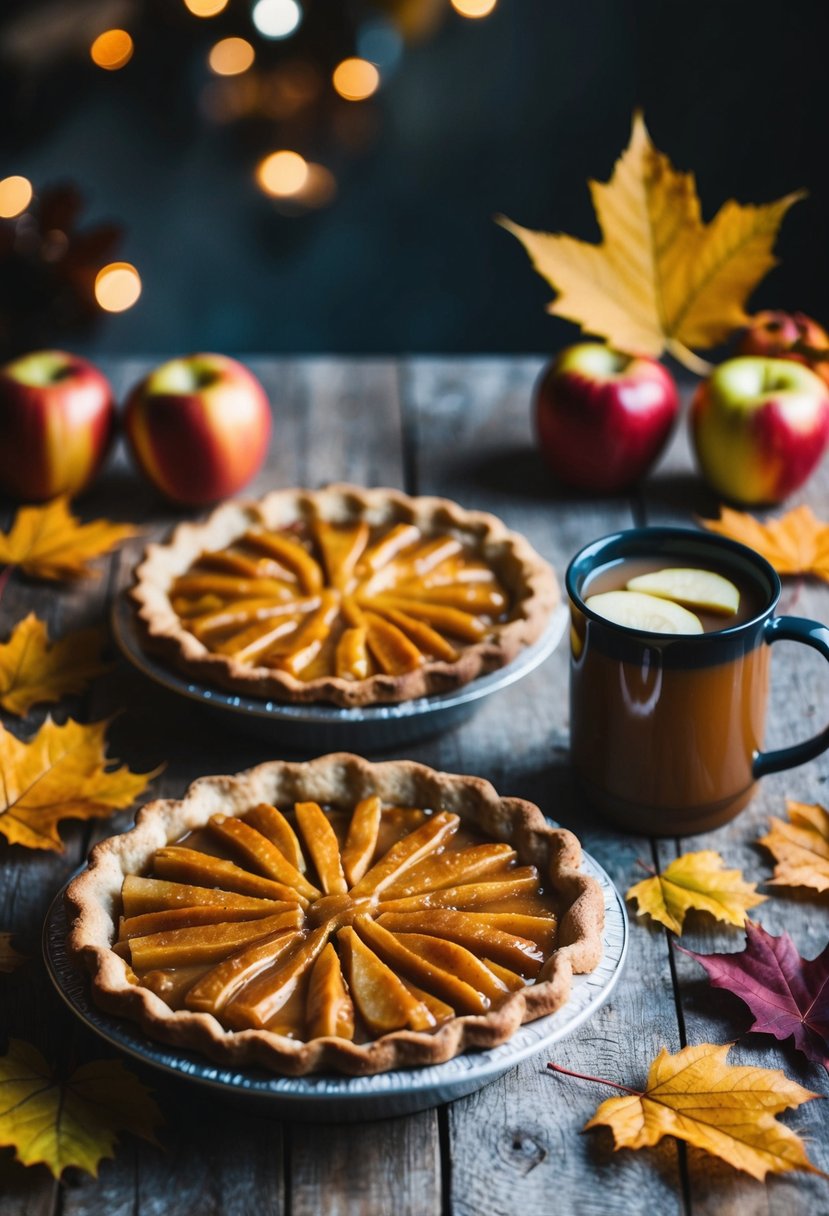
left=168, top=519, right=513, bottom=682
left=114, top=801, right=559, bottom=1042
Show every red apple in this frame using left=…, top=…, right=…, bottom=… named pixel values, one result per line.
left=738, top=310, right=829, bottom=388
left=0, top=350, right=115, bottom=501
left=125, top=354, right=272, bottom=505
left=691, top=356, right=829, bottom=505
left=533, top=343, right=679, bottom=492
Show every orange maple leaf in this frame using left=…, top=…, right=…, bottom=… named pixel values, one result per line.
left=0, top=497, right=137, bottom=581
left=0, top=717, right=161, bottom=851
left=550, top=1043, right=824, bottom=1181
left=700, top=505, right=829, bottom=581
left=0, top=613, right=111, bottom=716
left=759, top=801, right=829, bottom=892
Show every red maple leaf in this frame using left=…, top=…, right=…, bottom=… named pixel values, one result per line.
left=681, top=922, right=829, bottom=1072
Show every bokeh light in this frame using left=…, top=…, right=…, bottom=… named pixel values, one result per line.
left=332, top=58, right=380, bottom=102
left=183, top=0, right=228, bottom=15
left=95, top=262, right=142, bottom=312
left=451, top=0, right=497, bottom=16
left=209, top=37, right=255, bottom=76
left=357, top=21, right=403, bottom=74
left=90, top=29, right=134, bottom=71
left=256, top=150, right=308, bottom=197
left=252, top=0, right=302, bottom=39
left=0, top=176, right=33, bottom=219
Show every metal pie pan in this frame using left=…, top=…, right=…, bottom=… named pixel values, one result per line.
left=43, top=846, right=626, bottom=1122
left=112, top=594, right=569, bottom=750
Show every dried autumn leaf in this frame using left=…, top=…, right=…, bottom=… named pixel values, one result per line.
left=681, top=922, right=829, bottom=1071
left=626, top=850, right=764, bottom=934
left=701, top=505, right=829, bottom=582
left=0, top=613, right=112, bottom=716
left=760, top=801, right=829, bottom=891
left=0, top=496, right=137, bottom=581
left=550, top=1042, right=823, bottom=1181
left=499, top=112, right=803, bottom=372
left=0, top=717, right=161, bottom=851
left=0, top=1039, right=162, bottom=1177
left=0, top=933, right=26, bottom=972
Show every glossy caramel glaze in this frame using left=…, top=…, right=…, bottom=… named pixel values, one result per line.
left=115, top=802, right=559, bottom=1043
left=168, top=520, right=511, bottom=682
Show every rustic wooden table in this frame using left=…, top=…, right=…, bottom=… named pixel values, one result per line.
left=1, top=357, right=828, bottom=1216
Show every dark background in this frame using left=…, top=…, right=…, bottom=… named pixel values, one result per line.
left=2, top=0, right=827, bottom=357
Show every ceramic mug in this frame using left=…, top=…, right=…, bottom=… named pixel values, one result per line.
left=566, top=527, right=829, bottom=835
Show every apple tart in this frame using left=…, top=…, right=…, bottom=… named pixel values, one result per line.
left=131, top=484, right=558, bottom=706
left=66, top=755, right=604, bottom=1076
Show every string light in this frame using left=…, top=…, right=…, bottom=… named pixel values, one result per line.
left=183, top=0, right=228, bottom=16
left=451, top=0, right=497, bottom=16
left=90, top=29, right=134, bottom=71
left=252, top=0, right=302, bottom=40
left=95, top=263, right=142, bottom=312
left=332, top=58, right=380, bottom=102
left=256, top=150, right=308, bottom=197
left=0, top=176, right=33, bottom=219
left=209, top=38, right=255, bottom=76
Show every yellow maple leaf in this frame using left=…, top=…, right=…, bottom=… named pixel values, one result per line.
left=760, top=801, right=829, bottom=892
left=701, top=505, right=829, bottom=581
left=0, top=717, right=161, bottom=851
left=499, top=113, right=804, bottom=372
left=626, top=850, right=764, bottom=934
left=0, top=613, right=112, bottom=716
left=0, top=1039, right=162, bottom=1177
left=562, top=1042, right=823, bottom=1181
left=0, top=933, right=26, bottom=972
left=0, top=496, right=137, bottom=581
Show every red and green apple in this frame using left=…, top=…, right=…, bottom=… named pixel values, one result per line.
left=0, top=350, right=115, bottom=501
left=125, top=354, right=272, bottom=506
left=533, top=343, right=679, bottom=492
left=691, top=356, right=829, bottom=505
left=738, top=310, right=829, bottom=388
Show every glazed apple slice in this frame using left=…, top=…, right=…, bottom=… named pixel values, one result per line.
left=362, top=595, right=487, bottom=641
left=313, top=520, right=370, bottom=590
left=223, top=926, right=330, bottom=1030
left=196, top=550, right=264, bottom=579
left=359, top=523, right=420, bottom=574
left=171, top=572, right=296, bottom=601
left=121, top=875, right=286, bottom=917
left=338, top=926, right=434, bottom=1034
left=241, top=530, right=323, bottom=595
left=208, top=815, right=319, bottom=900
left=481, top=958, right=526, bottom=992
left=335, top=625, right=370, bottom=680
left=152, top=846, right=306, bottom=905
left=261, top=591, right=339, bottom=674
left=294, top=802, right=347, bottom=896
left=389, top=932, right=511, bottom=1003
left=142, top=965, right=212, bottom=1009
left=354, top=918, right=492, bottom=1015
left=376, top=911, right=545, bottom=977
left=626, top=567, right=740, bottom=616
left=305, top=941, right=356, bottom=1040
left=400, top=978, right=455, bottom=1025
left=378, top=607, right=459, bottom=662
left=364, top=612, right=424, bottom=675
left=128, top=909, right=301, bottom=970
left=185, top=929, right=304, bottom=1014
left=402, top=584, right=507, bottom=615
left=377, top=871, right=541, bottom=913
left=213, top=616, right=301, bottom=662
left=118, top=902, right=294, bottom=939
left=406, top=536, right=463, bottom=575
left=341, top=795, right=382, bottom=887
left=349, top=812, right=459, bottom=900
left=190, top=597, right=318, bottom=641
left=381, top=843, right=517, bottom=898
left=585, top=590, right=703, bottom=634
left=243, top=803, right=306, bottom=873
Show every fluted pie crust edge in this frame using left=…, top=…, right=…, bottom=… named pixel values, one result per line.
left=129, top=484, right=559, bottom=707
left=66, top=754, right=605, bottom=1077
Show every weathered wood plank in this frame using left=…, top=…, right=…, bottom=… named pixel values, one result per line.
left=400, top=358, right=686, bottom=1216
left=642, top=387, right=829, bottom=1212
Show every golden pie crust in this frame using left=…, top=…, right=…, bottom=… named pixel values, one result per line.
left=66, top=755, right=604, bottom=1076
left=130, top=484, right=558, bottom=706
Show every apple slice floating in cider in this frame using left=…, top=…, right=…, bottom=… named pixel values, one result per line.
left=585, top=590, right=703, bottom=634
left=626, top=567, right=740, bottom=616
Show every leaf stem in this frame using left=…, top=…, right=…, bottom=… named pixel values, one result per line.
left=546, top=1062, right=642, bottom=1095
left=665, top=339, right=714, bottom=377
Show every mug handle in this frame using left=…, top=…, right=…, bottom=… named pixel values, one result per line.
left=753, top=615, right=829, bottom=778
